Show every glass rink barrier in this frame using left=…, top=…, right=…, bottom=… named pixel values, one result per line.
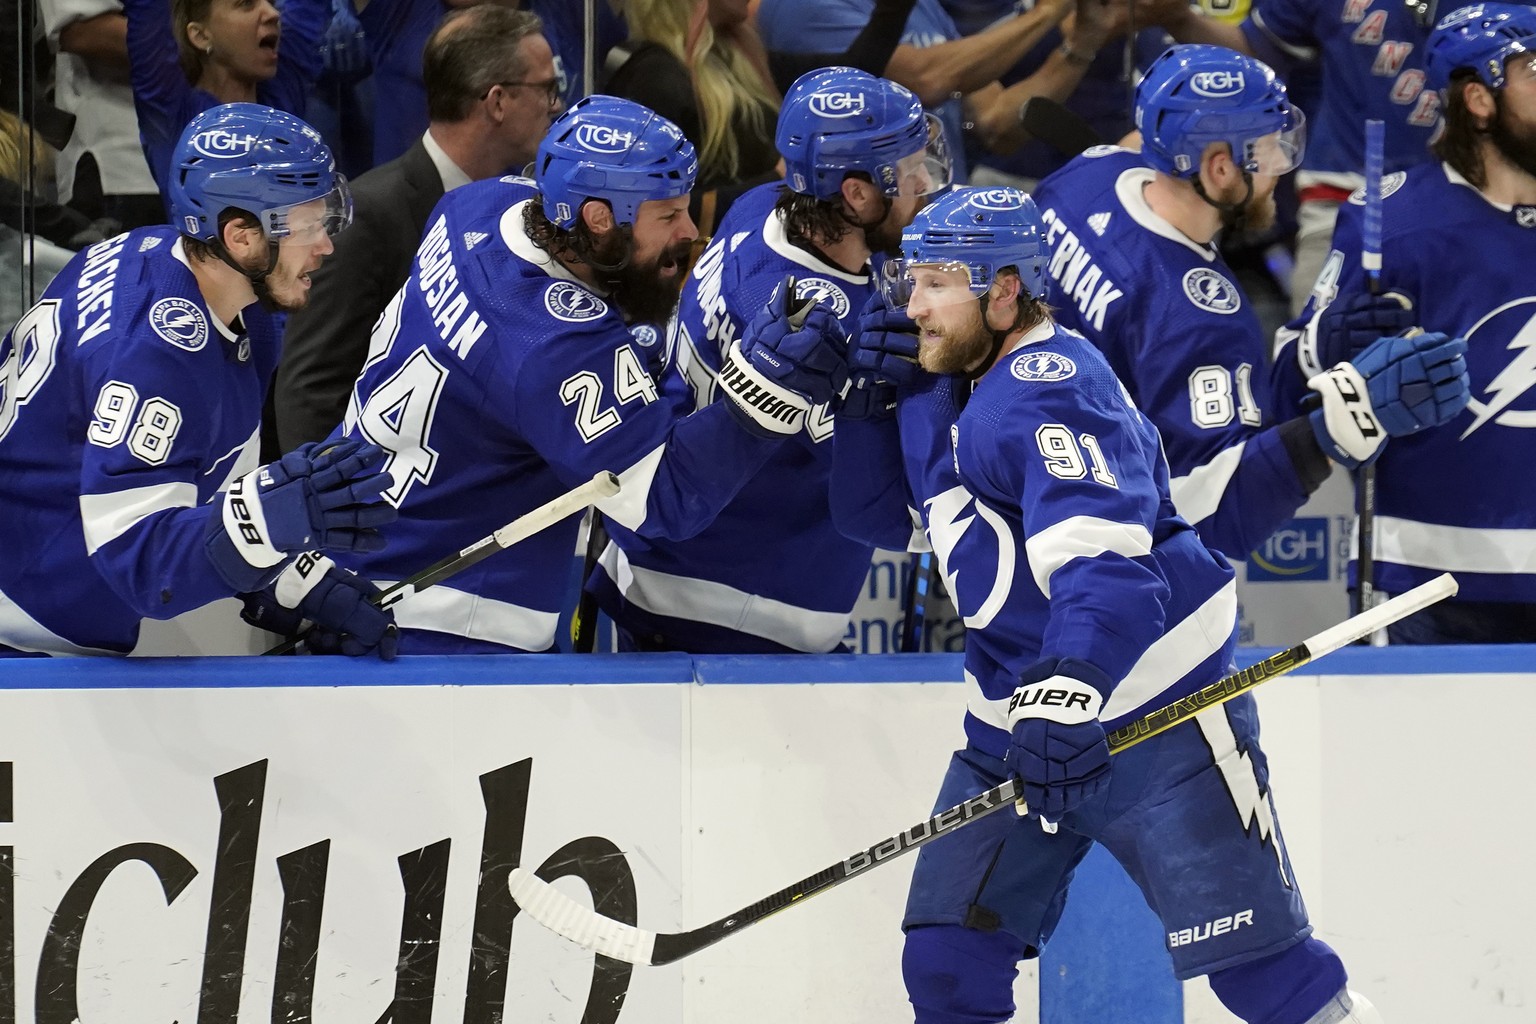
left=0, top=646, right=1531, bottom=1024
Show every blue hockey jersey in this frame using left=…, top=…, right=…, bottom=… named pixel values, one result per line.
left=590, top=182, right=881, bottom=652
left=1033, top=147, right=1314, bottom=558
left=335, top=176, right=785, bottom=653
left=0, top=229, right=282, bottom=654
left=1278, top=163, right=1536, bottom=603
left=1242, top=0, right=1437, bottom=178
left=838, top=323, right=1238, bottom=754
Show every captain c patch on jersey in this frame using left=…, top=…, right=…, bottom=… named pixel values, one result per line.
left=149, top=297, right=208, bottom=351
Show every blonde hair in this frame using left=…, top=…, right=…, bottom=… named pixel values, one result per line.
left=624, top=0, right=780, bottom=183
left=0, top=110, right=56, bottom=189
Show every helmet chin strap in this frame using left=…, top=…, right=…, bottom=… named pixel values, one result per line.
left=213, top=235, right=282, bottom=311
left=1192, top=169, right=1254, bottom=238
left=965, top=292, right=1036, bottom=382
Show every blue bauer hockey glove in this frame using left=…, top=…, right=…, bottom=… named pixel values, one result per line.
left=1308, top=331, right=1470, bottom=469
left=720, top=275, right=851, bottom=436
left=1297, top=291, right=1416, bottom=379
left=840, top=291, right=922, bottom=420
left=241, top=552, right=398, bottom=659
left=206, top=438, right=396, bottom=591
left=1004, top=658, right=1113, bottom=826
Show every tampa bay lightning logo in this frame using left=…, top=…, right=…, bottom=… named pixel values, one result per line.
left=794, top=277, right=851, bottom=318
left=1082, top=145, right=1123, bottom=158
left=544, top=282, right=608, bottom=322
left=1346, top=171, right=1407, bottom=205
left=1459, top=296, right=1536, bottom=438
left=925, top=485, right=1016, bottom=631
left=1182, top=268, right=1242, bottom=315
left=149, top=297, right=208, bottom=351
left=629, top=323, right=660, bottom=349
left=1010, top=350, right=1076, bottom=382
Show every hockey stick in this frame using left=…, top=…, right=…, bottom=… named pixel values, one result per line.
left=1018, top=96, right=1104, bottom=158
left=265, top=471, right=621, bottom=655
left=570, top=508, right=607, bottom=653
left=898, top=552, right=934, bottom=652
left=1356, top=118, right=1386, bottom=642
left=507, top=572, right=1457, bottom=966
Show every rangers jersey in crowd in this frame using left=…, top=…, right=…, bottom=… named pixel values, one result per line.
left=839, top=323, right=1238, bottom=755
left=0, top=229, right=281, bottom=654
left=590, top=182, right=879, bottom=652
left=1243, top=0, right=1437, bottom=178
left=1277, top=163, right=1536, bottom=603
left=1033, top=148, right=1320, bottom=558
left=335, top=176, right=783, bottom=653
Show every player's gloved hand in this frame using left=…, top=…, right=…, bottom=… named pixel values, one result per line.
left=206, top=438, right=396, bottom=590
left=840, top=291, right=922, bottom=420
left=1297, top=291, right=1417, bottom=379
left=240, top=552, right=398, bottom=659
left=720, top=275, right=850, bottom=436
left=1308, top=331, right=1470, bottom=469
left=320, top=0, right=370, bottom=83
left=1004, top=658, right=1113, bottom=826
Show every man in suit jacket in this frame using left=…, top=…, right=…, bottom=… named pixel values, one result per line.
left=269, top=4, right=559, bottom=454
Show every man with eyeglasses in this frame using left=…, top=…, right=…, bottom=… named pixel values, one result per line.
left=585, top=67, right=953, bottom=653
left=0, top=104, right=398, bottom=658
left=270, top=5, right=559, bottom=454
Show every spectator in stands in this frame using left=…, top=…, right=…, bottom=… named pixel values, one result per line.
left=760, top=0, right=919, bottom=93
left=1139, top=0, right=1443, bottom=314
left=757, top=0, right=1116, bottom=182
left=39, top=0, right=164, bottom=234
left=123, top=0, right=329, bottom=192
left=270, top=5, right=557, bottom=454
left=359, top=0, right=626, bottom=168
left=0, top=111, right=79, bottom=328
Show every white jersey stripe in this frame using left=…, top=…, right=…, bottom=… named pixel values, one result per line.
left=1024, top=515, right=1154, bottom=598
left=598, top=443, right=666, bottom=533
left=79, top=481, right=197, bottom=556
left=1169, top=441, right=1246, bottom=529
left=1104, top=578, right=1238, bottom=721
left=1370, top=516, right=1536, bottom=576
left=388, top=583, right=559, bottom=652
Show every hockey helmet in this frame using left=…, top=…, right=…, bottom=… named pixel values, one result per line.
left=881, top=186, right=1048, bottom=310
left=1424, top=2, right=1536, bottom=90
left=169, top=103, right=351, bottom=245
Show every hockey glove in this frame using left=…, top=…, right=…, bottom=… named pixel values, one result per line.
left=207, top=438, right=396, bottom=591
left=1297, top=291, right=1416, bottom=379
left=1004, top=658, right=1113, bottom=825
left=840, top=291, right=922, bottom=420
left=720, top=275, right=850, bottom=437
left=1308, top=331, right=1469, bottom=469
left=241, top=552, right=398, bottom=659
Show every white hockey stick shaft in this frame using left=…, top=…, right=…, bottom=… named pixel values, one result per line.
left=507, top=574, right=1457, bottom=965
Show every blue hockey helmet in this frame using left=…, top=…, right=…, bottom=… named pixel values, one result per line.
left=169, top=103, right=351, bottom=244
left=535, top=95, right=698, bottom=229
left=1424, top=2, right=1536, bottom=90
left=881, top=186, right=1048, bottom=309
left=776, top=66, right=951, bottom=200
left=1135, top=44, right=1305, bottom=179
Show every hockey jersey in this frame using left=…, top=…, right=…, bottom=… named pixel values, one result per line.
left=590, top=182, right=879, bottom=652
left=0, top=229, right=282, bottom=654
left=1243, top=0, right=1437, bottom=178
left=1278, top=163, right=1536, bottom=603
left=1034, top=148, right=1314, bottom=558
left=838, top=323, right=1238, bottom=754
left=336, top=176, right=784, bottom=653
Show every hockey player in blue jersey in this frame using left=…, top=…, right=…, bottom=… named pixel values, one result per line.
left=1273, top=3, right=1536, bottom=642
left=835, top=186, right=1384, bottom=1023
left=1143, top=0, right=1446, bottom=312
left=332, top=95, right=853, bottom=653
left=0, top=103, right=399, bottom=657
left=585, top=67, right=950, bottom=653
left=1031, top=44, right=1470, bottom=560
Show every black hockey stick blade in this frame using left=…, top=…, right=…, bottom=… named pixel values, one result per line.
left=507, top=573, right=1456, bottom=965
left=265, top=470, right=621, bottom=655
left=1018, top=96, right=1104, bottom=158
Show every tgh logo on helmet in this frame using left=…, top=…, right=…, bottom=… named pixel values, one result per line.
left=1190, top=70, right=1246, bottom=98
left=575, top=123, right=636, bottom=154
left=808, top=91, right=867, bottom=118
left=192, top=129, right=260, bottom=158
left=970, top=188, right=1025, bottom=211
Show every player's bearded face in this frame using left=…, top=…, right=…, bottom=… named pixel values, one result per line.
left=912, top=300, right=993, bottom=375
left=1489, top=90, right=1536, bottom=180
left=239, top=236, right=328, bottom=313
left=1216, top=173, right=1278, bottom=235
left=593, top=228, right=694, bottom=327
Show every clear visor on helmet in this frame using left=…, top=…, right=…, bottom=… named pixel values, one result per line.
left=895, top=113, right=953, bottom=198
left=879, top=257, right=987, bottom=311
left=261, top=174, right=354, bottom=243
left=1242, top=108, right=1306, bottom=176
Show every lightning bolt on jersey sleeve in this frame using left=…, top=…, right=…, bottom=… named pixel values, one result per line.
left=1285, top=164, right=1536, bottom=602
left=1032, top=148, right=1328, bottom=559
left=590, top=183, right=893, bottom=653
left=335, top=178, right=791, bottom=654
left=901, top=325, right=1237, bottom=754
left=0, top=230, right=282, bottom=654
